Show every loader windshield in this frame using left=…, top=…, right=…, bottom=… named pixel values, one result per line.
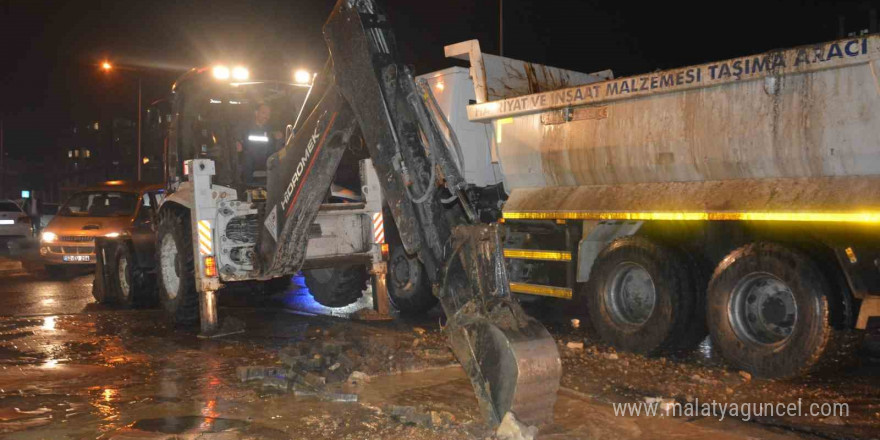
left=172, top=76, right=311, bottom=188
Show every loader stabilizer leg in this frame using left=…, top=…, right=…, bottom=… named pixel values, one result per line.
left=198, top=289, right=219, bottom=336
left=439, top=224, right=561, bottom=426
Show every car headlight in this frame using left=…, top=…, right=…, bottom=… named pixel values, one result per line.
left=104, top=232, right=121, bottom=238
left=41, top=231, right=57, bottom=243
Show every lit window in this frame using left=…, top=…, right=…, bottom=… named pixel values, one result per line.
left=68, top=150, right=73, bottom=158
left=84, top=149, right=91, bottom=158
left=74, top=150, right=79, bottom=158
left=92, top=122, right=99, bottom=131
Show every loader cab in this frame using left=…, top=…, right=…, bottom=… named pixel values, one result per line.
left=143, top=98, right=171, bottom=184
left=166, top=67, right=312, bottom=192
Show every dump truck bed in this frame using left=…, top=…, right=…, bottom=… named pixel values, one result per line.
left=463, top=35, right=880, bottom=218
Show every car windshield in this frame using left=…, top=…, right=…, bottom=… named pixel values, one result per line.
left=58, top=191, right=138, bottom=217
left=0, top=201, right=22, bottom=212
left=43, top=204, right=59, bottom=215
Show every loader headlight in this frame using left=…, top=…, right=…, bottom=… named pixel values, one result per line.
left=212, top=65, right=230, bottom=80
left=232, top=66, right=249, bottom=81
left=294, top=69, right=312, bottom=85
left=41, top=231, right=57, bottom=243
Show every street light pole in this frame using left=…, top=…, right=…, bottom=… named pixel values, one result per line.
left=137, top=77, right=142, bottom=181
left=0, top=119, right=4, bottom=198
left=101, top=61, right=144, bottom=181
left=499, top=0, right=503, bottom=57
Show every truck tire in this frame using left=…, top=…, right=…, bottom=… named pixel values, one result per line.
left=583, top=236, right=697, bottom=355
left=112, top=244, right=154, bottom=308
left=113, top=245, right=136, bottom=308
left=707, top=242, right=837, bottom=379
left=303, top=265, right=367, bottom=308
left=156, top=207, right=200, bottom=325
left=387, top=244, right=436, bottom=314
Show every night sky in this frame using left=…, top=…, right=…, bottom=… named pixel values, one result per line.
left=1, top=0, right=876, bottom=161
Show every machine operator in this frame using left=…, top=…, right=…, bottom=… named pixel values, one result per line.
left=237, top=102, right=283, bottom=186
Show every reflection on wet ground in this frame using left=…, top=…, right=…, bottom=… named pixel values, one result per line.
left=0, top=271, right=877, bottom=438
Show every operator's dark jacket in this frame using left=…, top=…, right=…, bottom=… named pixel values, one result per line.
left=240, top=124, right=279, bottom=186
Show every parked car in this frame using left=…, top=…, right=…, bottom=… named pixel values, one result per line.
left=40, top=181, right=163, bottom=279
left=0, top=199, right=34, bottom=253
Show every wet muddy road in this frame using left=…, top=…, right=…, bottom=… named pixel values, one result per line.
left=0, top=269, right=877, bottom=439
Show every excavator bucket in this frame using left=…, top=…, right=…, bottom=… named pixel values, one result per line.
left=440, top=224, right=561, bottom=426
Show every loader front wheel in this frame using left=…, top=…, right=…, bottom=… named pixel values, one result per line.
left=303, top=265, right=368, bottom=308
left=156, top=207, right=200, bottom=325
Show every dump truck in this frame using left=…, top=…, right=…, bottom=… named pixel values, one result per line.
left=92, top=0, right=561, bottom=427
left=417, top=35, right=880, bottom=379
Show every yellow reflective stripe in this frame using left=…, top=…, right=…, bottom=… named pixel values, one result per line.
left=503, top=248, right=571, bottom=261
left=197, top=220, right=213, bottom=255
left=503, top=211, right=880, bottom=223
left=509, top=282, right=572, bottom=299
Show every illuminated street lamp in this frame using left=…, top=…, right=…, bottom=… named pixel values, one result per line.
left=101, top=61, right=112, bottom=71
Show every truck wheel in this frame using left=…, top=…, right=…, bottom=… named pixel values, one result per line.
left=112, top=244, right=153, bottom=308
left=303, top=265, right=367, bottom=307
left=156, top=208, right=200, bottom=325
left=707, top=243, right=836, bottom=379
left=584, top=236, right=696, bottom=354
left=114, top=245, right=136, bottom=307
left=387, top=244, right=436, bottom=314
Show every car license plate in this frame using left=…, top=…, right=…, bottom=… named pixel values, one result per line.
left=63, top=255, right=91, bottom=262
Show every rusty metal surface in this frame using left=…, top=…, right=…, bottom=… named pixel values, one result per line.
left=503, top=176, right=880, bottom=215
left=488, top=35, right=880, bottom=196
left=470, top=35, right=879, bottom=121
left=445, top=39, right=612, bottom=104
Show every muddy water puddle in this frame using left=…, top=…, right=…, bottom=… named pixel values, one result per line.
left=1, top=303, right=874, bottom=439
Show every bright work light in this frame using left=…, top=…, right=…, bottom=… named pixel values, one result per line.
left=294, top=69, right=311, bottom=85
left=212, top=65, right=230, bottom=80
left=232, top=66, right=249, bottom=81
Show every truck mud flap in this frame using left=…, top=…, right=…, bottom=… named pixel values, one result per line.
left=92, top=238, right=119, bottom=303
left=439, top=224, right=561, bottom=426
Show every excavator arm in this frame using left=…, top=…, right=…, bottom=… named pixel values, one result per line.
left=258, top=0, right=561, bottom=426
